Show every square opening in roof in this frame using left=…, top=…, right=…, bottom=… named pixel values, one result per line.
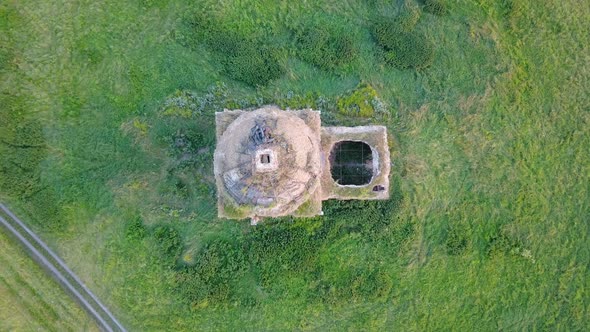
left=254, top=149, right=278, bottom=172
left=260, top=154, right=271, bottom=164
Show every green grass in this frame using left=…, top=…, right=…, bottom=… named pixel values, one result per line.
left=0, top=231, right=97, bottom=331
left=1, top=0, right=589, bottom=330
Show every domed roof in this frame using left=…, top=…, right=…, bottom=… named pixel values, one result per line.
left=214, top=107, right=321, bottom=217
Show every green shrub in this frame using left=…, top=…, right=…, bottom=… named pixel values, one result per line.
left=125, top=216, right=147, bottom=241
left=485, top=231, right=523, bottom=258
left=172, top=175, right=190, bottom=199
left=160, top=84, right=229, bottom=117
left=383, top=33, right=434, bottom=69
left=445, top=226, right=468, bottom=255
left=323, top=185, right=406, bottom=244
left=294, top=25, right=357, bottom=71
left=271, top=90, right=325, bottom=110
left=396, top=3, right=422, bottom=31
left=220, top=44, right=285, bottom=87
left=152, top=224, right=183, bottom=265
left=203, top=28, right=248, bottom=56
left=372, top=19, right=401, bottom=49
left=175, top=239, right=248, bottom=308
left=372, top=20, right=434, bottom=69
left=187, top=16, right=285, bottom=87
left=149, top=108, right=215, bottom=170
left=170, top=128, right=205, bottom=156
left=336, top=83, right=384, bottom=117
left=174, top=220, right=330, bottom=308
left=423, top=0, right=447, bottom=16
left=247, top=221, right=325, bottom=284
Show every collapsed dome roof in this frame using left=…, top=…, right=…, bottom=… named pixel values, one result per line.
left=214, top=107, right=321, bottom=217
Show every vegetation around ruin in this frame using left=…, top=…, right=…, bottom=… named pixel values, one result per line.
left=0, top=0, right=589, bottom=330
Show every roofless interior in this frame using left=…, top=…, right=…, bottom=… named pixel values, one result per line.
left=330, top=141, right=373, bottom=186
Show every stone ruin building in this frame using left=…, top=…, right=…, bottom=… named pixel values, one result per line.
left=214, top=106, right=390, bottom=223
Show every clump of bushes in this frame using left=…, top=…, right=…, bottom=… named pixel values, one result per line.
left=149, top=95, right=216, bottom=169
left=125, top=216, right=147, bottom=241
left=152, top=224, right=183, bottom=266
left=175, top=238, right=249, bottom=308
left=423, top=0, right=447, bottom=16
left=372, top=19, right=434, bottom=69
left=160, top=90, right=200, bottom=118
left=294, top=24, right=357, bottom=71
left=485, top=230, right=524, bottom=258
left=220, top=44, right=285, bottom=87
left=173, top=220, right=331, bottom=308
left=336, top=83, right=386, bottom=117
left=396, top=2, right=422, bottom=31
left=148, top=117, right=212, bottom=170
left=170, top=128, right=205, bottom=158
left=323, top=192, right=406, bottom=242
left=160, top=83, right=242, bottom=118
left=169, top=196, right=409, bottom=309
left=247, top=220, right=326, bottom=284
left=187, top=16, right=285, bottom=87
left=445, top=225, right=468, bottom=255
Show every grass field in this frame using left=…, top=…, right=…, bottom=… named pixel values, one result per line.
left=0, top=231, right=97, bottom=331
left=1, top=0, right=588, bottom=330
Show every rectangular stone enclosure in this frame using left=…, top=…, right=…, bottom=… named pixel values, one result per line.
left=214, top=106, right=390, bottom=220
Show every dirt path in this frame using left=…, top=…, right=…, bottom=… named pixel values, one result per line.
left=0, top=203, right=127, bottom=332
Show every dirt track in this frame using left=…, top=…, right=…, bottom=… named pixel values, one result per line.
left=0, top=203, right=126, bottom=332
